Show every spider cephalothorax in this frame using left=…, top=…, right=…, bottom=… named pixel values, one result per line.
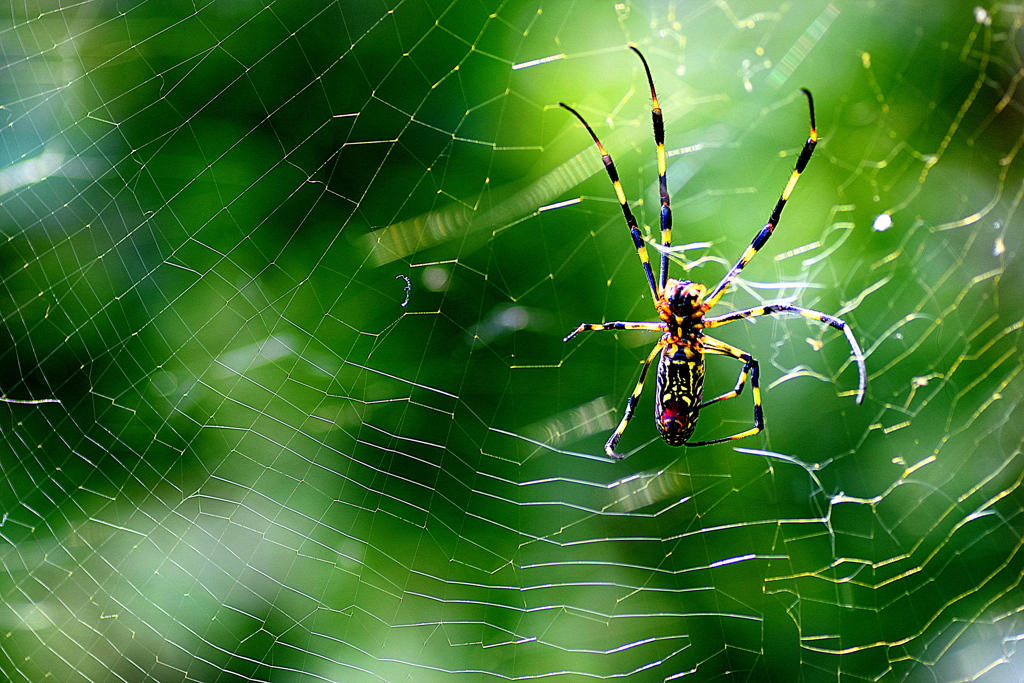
left=561, top=45, right=866, bottom=459
left=658, top=279, right=709, bottom=332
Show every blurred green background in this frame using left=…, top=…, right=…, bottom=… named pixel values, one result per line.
left=1, top=0, right=1022, bottom=680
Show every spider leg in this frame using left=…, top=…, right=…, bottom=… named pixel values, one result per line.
left=686, top=335, right=763, bottom=446
left=564, top=320, right=666, bottom=343
left=629, top=46, right=672, bottom=293
left=705, top=303, right=866, bottom=403
left=695, top=345, right=757, bottom=410
left=560, top=103, right=660, bottom=300
left=703, top=90, right=817, bottom=309
left=606, top=338, right=668, bottom=459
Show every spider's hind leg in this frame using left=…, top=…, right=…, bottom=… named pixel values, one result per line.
left=604, top=338, right=668, bottom=459
left=686, top=335, right=763, bottom=446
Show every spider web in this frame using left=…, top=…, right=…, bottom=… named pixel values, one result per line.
left=1, top=0, right=1022, bottom=680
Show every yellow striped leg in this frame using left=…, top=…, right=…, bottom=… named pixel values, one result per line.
left=560, top=102, right=660, bottom=300
left=704, top=303, right=866, bottom=403
left=606, top=338, right=668, bottom=458
left=686, top=335, right=763, bottom=446
left=563, top=320, right=666, bottom=343
left=704, top=90, right=818, bottom=309
left=629, top=45, right=672, bottom=293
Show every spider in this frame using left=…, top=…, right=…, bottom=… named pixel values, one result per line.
left=561, top=46, right=867, bottom=459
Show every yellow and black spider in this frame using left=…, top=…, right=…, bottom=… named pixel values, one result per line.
left=561, top=46, right=867, bottom=459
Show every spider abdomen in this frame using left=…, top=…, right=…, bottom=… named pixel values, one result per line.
left=654, top=343, right=706, bottom=445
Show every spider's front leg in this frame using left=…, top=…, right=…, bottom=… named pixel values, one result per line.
left=703, top=89, right=818, bottom=310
